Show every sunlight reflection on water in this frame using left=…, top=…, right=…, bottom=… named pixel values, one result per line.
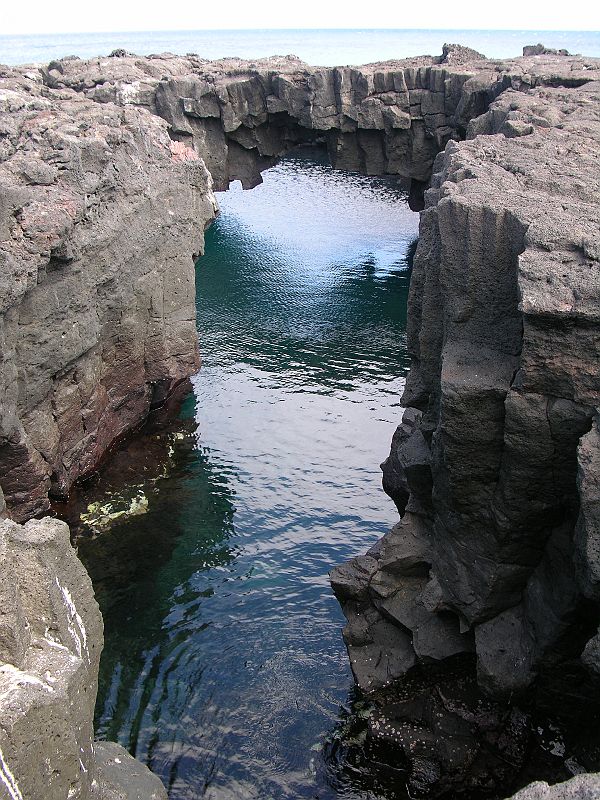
left=78, top=148, right=419, bottom=799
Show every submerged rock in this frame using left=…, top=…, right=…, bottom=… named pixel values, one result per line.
left=320, top=657, right=586, bottom=799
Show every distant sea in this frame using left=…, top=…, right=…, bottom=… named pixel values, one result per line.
left=1, top=28, right=599, bottom=67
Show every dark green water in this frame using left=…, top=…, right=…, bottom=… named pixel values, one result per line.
left=76, top=149, right=418, bottom=799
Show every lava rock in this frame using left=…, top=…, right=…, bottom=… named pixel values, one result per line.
left=94, top=741, right=168, bottom=799
left=506, top=773, right=600, bottom=799
left=0, top=517, right=168, bottom=800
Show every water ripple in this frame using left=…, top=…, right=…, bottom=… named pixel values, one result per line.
left=76, top=147, right=418, bottom=799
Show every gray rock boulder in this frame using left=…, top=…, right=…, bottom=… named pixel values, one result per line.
left=94, top=742, right=167, bottom=800
left=0, top=516, right=167, bottom=799
left=331, top=512, right=475, bottom=691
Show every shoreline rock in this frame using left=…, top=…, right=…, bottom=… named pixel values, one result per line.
left=0, top=68, right=217, bottom=521
left=331, top=58, right=600, bottom=690
left=0, top=516, right=167, bottom=799
left=507, top=774, right=600, bottom=799
left=329, top=50, right=600, bottom=796
left=1, top=45, right=600, bottom=799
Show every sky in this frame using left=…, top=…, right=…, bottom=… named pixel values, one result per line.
left=2, top=0, right=600, bottom=35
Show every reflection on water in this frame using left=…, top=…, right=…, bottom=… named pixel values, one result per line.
left=75, top=148, right=418, bottom=799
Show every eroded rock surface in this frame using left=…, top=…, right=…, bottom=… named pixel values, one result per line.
left=506, top=774, right=600, bottom=799
left=332, top=59, right=600, bottom=691
left=2, top=44, right=600, bottom=800
left=34, top=45, right=598, bottom=192
left=0, top=516, right=167, bottom=800
left=327, top=48, right=600, bottom=794
left=0, top=66, right=217, bottom=521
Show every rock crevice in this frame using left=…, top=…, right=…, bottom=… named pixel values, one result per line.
left=2, top=47, right=599, bottom=522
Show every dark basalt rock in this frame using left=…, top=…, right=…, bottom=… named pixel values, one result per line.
left=380, top=407, right=423, bottom=515
left=108, top=48, right=135, bottom=58
left=340, top=71, right=600, bottom=702
left=320, top=656, right=599, bottom=799
left=522, top=44, right=571, bottom=57
left=2, top=46, right=600, bottom=799
left=331, top=512, right=477, bottom=694
left=330, top=50, right=600, bottom=797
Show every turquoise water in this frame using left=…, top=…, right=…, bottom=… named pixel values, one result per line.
left=2, top=28, right=599, bottom=66
left=75, top=149, right=418, bottom=799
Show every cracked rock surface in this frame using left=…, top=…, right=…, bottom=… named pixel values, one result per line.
left=334, top=72, right=600, bottom=699
left=506, top=774, right=600, bottom=799
left=0, top=65, right=217, bottom=522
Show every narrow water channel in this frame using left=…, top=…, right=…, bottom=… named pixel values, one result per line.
left=75, top=148, right=419, bottom=799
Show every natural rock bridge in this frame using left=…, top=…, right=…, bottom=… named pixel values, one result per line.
left=0, top=43, right=599, bottom=799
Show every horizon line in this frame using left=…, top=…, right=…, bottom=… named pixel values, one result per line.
left=2, top=26, right=599, bottom=38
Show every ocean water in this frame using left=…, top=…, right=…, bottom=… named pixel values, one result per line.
left=1, top=27, right=599, bottom=67
left=73, top=149, right=418, bottom=799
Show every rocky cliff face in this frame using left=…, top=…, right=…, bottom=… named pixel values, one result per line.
left=330, top=60, right=600, bottom=796
left=2, top=45, right=600, bottom=800
left=0, top=66, right=217, bottom=522
left=332, top=73, right=600, bottom=692
left=40, top=46, right=596, bottom=193
left=2, top=47, right=598, bottom=522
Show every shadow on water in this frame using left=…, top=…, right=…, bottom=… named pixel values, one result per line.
left=199, top=218, right=413, bottom=392
left=75, top=397, right=239, bottom=752
left=196, top=151, right=417, bottom=395
left=65, top=148, right=428, bottom=799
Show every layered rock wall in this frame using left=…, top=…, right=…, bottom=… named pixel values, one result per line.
left=0, top=69, right=217, bottom=521
left=332, top=77, right=600, bottom=699
left=41, top=46, right=596, bottom=193
left=2, top=45, right=600, bottom=800
left=41, top=48, right=488, bottom=188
